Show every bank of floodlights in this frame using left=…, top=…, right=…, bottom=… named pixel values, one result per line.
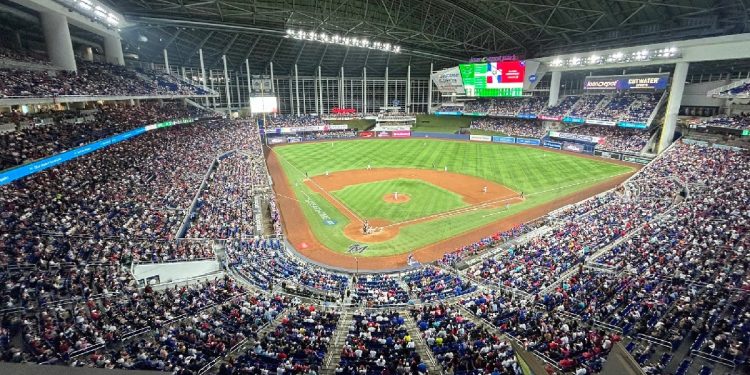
left=58, top=0, right=121, bottom=27
left=549, top=47, right=680, bottom=68
left=285, top=29, right=401, bottom=53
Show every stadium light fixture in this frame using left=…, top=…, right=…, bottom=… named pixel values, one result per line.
left=285, top=28, right=401, bottom=53
left=59, top=0, right=122, bottom=27
left=551, top=47, right=680, bottom=68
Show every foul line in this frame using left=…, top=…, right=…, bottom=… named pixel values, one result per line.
left=272, top=149, right=365, bottom=224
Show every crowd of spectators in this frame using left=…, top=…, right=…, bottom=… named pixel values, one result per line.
left=540, top=96, right=579, bottom=118
left=231, top=304, right=340, bottom=374
left=267, top=115, right=327, bottom=128
left=718, top=81, right=750, bottom=96
left=337, top=311, right=421, bottom=374
left=412, top=303, right=522, bottom=374
left=561, top=124, right=651, bottom=153
left=463, top=97, right=545, bottom=117
left=351, top=275, right=409, bottom=307
left=0, top=46, right=51, bottom=66
left=136, top=68, right=212, bottom=96
left=0, top=60, right=208, bottom=98
left=1, top=118, right=254, bottom=269
left=403, top=267, right=476, bottom=302
left=694, top=113, right=750, bottom=130
left=469, top=119, right=547, bottom=138
left=568, top=95, right=605, bottom=118
left=0, top=102, right=213, bottom=170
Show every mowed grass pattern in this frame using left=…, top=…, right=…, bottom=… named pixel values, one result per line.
left=332, top=179, right=468, bottom=223
left=273, top=139, right=634, bottom=257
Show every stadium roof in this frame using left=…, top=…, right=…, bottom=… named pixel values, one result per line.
left=103, top=0, right=750, bottom=77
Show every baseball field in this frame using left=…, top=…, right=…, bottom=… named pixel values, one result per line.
left=267, top=138, right=637, bottom=270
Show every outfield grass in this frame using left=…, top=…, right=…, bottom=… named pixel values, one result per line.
left=274, top=139, right=633, bottom=257
left=332, top=179, right=468, bottom=222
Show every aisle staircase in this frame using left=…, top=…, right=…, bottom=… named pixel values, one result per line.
left=321, top=311, right=352, bottom=374
left=403, top=313, right=440, bottom=373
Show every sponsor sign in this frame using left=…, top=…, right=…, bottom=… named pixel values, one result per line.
left=328, top=124, right=349, bottom=130
left=359, top=131, right=375, bottom=138
left=549, top=131, right=603, bottom=144
left=543, top=140, right=562, bottom=149
left=563, top=142, right=584, bottom=153
left=516, top=113, right=537, bottom=119
left=469, top=134, right=493, bottom=142
left=469, top=54, right=524, bottom=63
left=492, top=136, right=516, bottom=144
left=618, top=121, right=648, bottom=129
left=463, top=112, right=487, bottom=117
left=515, top=137, right=541, bottom=146
left=562, top=116, right=585, bottom=124
left=267, top=137, right=287, bottom=145
left=377, top=131, right=392, bottom=138
left=304, top=197, right=337, bottom=225
left=586, top=119, right=617, bottom=126
left=435, top=111, right=463, bottom=116
left=538, top=115, right=562, bottom=121
left=287, top=137, right=303, bottom=143
left=392, top=130, right=412, bottom=138
left=584, top=73, right=669, bottom=91
left=431, top=66, right=466, bottom=94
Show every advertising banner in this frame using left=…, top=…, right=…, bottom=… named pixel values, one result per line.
left=431, top=66, right=466, bottom=94
left=469, top=134, right=492, bottom=142
left=543, top=140, right=562, bottom=150
left=267, top=137, right=287, bottom=145
left=617, top=121, right=648, bottom=129
left=516, top=113, right=537, bottom=119
left=376, top=131, right=392, bottom=138
left=411, top=132, right=470, bottom=140
left=327, top=124, right=349, bottom=130
left=392, top=130, right=412, bottom=138
left=435, top=111, right=463, bottom=116
left=359, top=131, right=375, bottom=138
left=515, top=137, right=541, bottom=146
left=492, top=136, right=516, bottom=144
left=463, top=112, right=487, bottom=117
left=584, top=73, right=669, bottom=91
left=562, top=117, right=585, bottom=124
left=586, top=119, right=617, bottom=126
left=563, top=142, right=584, bottom=153
left=538, top=115, right=562, bottom=121
left=549, top=131, right=603, bottom=144
left=287, top=137, right=303, bottom=143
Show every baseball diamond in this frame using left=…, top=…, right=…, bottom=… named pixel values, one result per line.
left=267, top=138, right=638, bottom=269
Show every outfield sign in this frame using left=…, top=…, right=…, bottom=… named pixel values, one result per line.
left=515, top=137, right=541, bottom=146
left=586, top=119, right=617, bottom=126
left=543, top=140, right=562, bottom=149
left=549, top=131, right=603, bottom=144
left=618, top=121, right=648, bottom=129
left=435, top=111, right=463, bottom=116
left=469, top=135, right=492, bottom=142
left=562, top=116, right=585, bottom=124
left=538, top=115, right=562, bottom=121
left=516, top=113, right=537, bottom=119
left=0, top=118, right=198, bottom=186
left=392, top=130, right=412, bottom=138
left=359, top=131, right=375, bottom=138
left=272, top=124, right=348, bottom=134
left=492, top=136, right=516, bottom=144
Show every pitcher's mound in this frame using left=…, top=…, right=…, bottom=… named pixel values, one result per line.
left=383, top=193, right=411, bottom=204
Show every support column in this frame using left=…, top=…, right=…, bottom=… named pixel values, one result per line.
left=236, top=75, right=242, bottom=110
left=199, top=49, right=208, bottom=105
left=363, top=67, right=367, bottom=113
left=384, top=66, right=389, bottom=108
left=40, top=12, right=76, bottom=71
left=103, top=36, right=124, bottom=65
left=427, top=63, right=434, bottom=113
left=295, top=64, right=301, bottom=116
left=289, top=73, right=294, bottom=115
left=406, top=65, right=412, bottom=113
left=340, top=66, right=345, bottom=108
left=222, top=55, right=231, bottom=114
left=658, top=62, right=689, bottom=153
left=209, top=70, right=215, bottom=107
left=314, top=71, right=319, bottom=114
left=245, top=59, right=252, bottom=101
left=181, top=67, right=187, bottom=80
left=79, top=46, right=93, bottom=62
left=318, top=66, right=323, bottom=114
left=163, top=49, right=171, bottom=74
left=548, top=71, right=561, bottom=107
left=269, top=62, right=275, bottom=94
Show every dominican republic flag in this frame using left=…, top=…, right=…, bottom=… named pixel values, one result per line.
left=485, top=62, right=503, bottom=87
